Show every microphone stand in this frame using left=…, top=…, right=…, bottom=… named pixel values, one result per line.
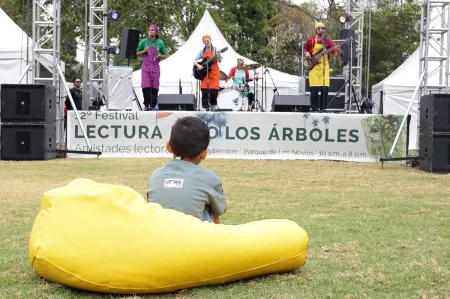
left=263, top=65, right=267, bottom=111
left=241, top=76, right=246, bottom=111
left=261, top=67, right=264, bottom=111
left=264, top=67, right=279, bottom=111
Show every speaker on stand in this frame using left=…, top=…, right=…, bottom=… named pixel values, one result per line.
left=119, top=28, right=141, bottom=110
left=120, top=28, right=141, bottom=60
left=1, top=84, right=57, bottom=160
left=339, top=29, right=356, bottom=62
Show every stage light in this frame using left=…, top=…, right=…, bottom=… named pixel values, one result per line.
left=104, top=46, right=121, bottom=55
left=339, top=13, right=351, bottom=24
left=105, top=10, right=119, bottom=20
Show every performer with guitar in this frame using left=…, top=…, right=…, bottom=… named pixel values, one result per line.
left=304, top=22, right=341, bottom=111
left=193, top=35, right=222, bottom=110
left=136, top=24, right=167, bottom=111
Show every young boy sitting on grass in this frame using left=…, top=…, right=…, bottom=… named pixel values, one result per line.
left=147, top=116, right=228, bottom=224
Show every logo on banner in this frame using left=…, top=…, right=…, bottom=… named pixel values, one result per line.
left=164, top=179, right=184, bottom=188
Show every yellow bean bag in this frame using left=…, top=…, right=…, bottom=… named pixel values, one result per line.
left=29, top=179, right=308, bottom=294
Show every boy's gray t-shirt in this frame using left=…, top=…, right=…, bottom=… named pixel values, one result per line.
left=147, top=159, right=226, bottom=222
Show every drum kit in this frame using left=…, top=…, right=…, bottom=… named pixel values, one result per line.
left=217, top=63, right=262, bottom=112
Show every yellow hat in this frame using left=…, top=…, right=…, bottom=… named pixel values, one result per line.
left=315, top=22, right=325, bottom=30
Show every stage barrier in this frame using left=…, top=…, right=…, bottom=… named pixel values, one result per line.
left=67, top=111, right=407, bottom=162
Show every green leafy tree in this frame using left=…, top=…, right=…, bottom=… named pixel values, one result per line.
left=363, top=0, right=421, bottom=96
left=210, top=0, right=277, bottom=62
left=263, top=1, right=318, bottom=74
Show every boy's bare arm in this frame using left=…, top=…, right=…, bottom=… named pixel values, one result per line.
left=212, top=201, right=228, bottom=225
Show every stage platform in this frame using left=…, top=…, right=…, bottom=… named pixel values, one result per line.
left=67, top=110, right=408, bottom=162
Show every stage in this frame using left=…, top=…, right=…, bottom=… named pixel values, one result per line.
left=67, top=110, right=408, bottom=162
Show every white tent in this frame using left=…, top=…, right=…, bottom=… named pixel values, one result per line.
left=371, top=48, right=421, bottom=150
left=0, top=8, right=63, bottom=85
left=132, top=10, right=301, bottom=110
left=371, top=45, right=450, bottom=150
left=372, top=11, right=449, bottom=150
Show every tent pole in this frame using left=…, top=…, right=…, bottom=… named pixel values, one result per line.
left=16, top=64, right=31, bottom=84
left=388, top=72, right=424, bottom=157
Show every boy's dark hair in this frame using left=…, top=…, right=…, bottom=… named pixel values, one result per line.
left=169, top=116, right=210, bottom=159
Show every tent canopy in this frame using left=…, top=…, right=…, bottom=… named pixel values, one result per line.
left=0, top=8, right=64, bottom=85
left=371, top=37, right=448, bottom=150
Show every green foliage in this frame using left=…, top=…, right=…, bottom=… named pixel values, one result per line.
left=1, top=0, right=424, bottom=93
left=262, top=1, right=318, bottom=75
left=2, top=0, right=33, bottom=36
left=211, top=0, right=277, bottom=60
left=2, top=0, right=83, bottom=81
left=364, top=0, right=421, bottom=95
left=107, top=0, right=179, bottom=69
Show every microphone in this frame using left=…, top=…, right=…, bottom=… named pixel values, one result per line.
left=153, top=52, right=160, bottom=61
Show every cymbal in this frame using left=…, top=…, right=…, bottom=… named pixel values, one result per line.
left=243, top=63, right=261, bottom=70
left=220, top=70, right=228, bottom=80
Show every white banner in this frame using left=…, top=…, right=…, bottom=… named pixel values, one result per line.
left=67, top=111, right=407, bottom=162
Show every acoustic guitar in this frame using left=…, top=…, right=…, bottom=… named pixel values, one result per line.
left=193, top=47, right=228, bottom=80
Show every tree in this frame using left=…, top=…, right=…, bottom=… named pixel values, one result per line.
left=364, top=0, right=421, bottom=96
left=211, top=0, right=277, bottom=62
left=263, top=0, right=318, bottom=75
left=171, top=0, right=207, bottom=41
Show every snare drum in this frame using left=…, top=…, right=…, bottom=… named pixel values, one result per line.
left=217, top=88, right=246, bottom=111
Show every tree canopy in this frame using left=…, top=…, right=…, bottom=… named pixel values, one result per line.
left=1, top=0, right=423, bottom=95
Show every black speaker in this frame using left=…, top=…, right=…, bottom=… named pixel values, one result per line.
left=120, top=28, right=141, bottom=59
left=272, top=95, right=311, bottom=112
left=339, top=29, right=356, bottom=62
left=1, top=124, right=56, bottom=160
left=326, top=94, right=345, bottom=109
left=305, top=77, right=346, bottom=93
left=1, top=84, right=56, bottom=123
left=419, top=94, right=450, bottom=134
left=419, top=133, right=450, bottom=173
left=158, top=94, right=196, bottom=111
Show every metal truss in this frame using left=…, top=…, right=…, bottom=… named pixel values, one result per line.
left=344, top=0, right=365, bottom=111
left=88, top=0, right=108, bottom=102
left=32, top=0, right=61, bottom=85
left=32, top=0, right=64, bottom=146
left=419, top=0, right=450, bottom=95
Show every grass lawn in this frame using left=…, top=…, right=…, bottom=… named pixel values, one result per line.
left=0, top=158, right=449, bottom=298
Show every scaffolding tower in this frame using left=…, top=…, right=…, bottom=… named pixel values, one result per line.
left=32, top=0, right=61, bottom=85
left=31, top=0, right=63, bottom=145
left=344, top=0, right=365, bottom=111
left=88, top=0, right=108, bottom=104
left=419, top=0, right=450, bottom=95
